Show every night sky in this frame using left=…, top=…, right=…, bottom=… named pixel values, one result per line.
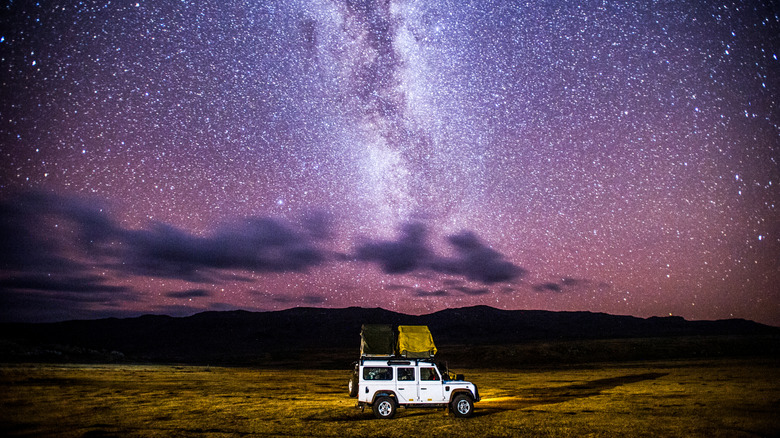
left=1, top=0, right=778, bottom=325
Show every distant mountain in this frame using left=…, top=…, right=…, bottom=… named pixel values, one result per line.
left=1, top=306, right=778, bottom=367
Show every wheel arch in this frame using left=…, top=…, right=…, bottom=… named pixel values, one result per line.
left=371, top=390, right=398, bottom=405
left=449, top=389, right=475, bottom=403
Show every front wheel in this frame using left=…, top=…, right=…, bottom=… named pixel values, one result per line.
left=451, top=394, right=474, bottom=418
left=373, top=396, right=396, bottom=419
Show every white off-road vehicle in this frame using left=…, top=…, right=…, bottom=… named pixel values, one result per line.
left=348, top=358, right=480, bottom=419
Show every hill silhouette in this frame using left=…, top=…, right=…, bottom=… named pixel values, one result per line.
left=1, top=306, right=778, bottom=367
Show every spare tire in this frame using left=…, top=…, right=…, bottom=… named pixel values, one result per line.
left=348, top=373, right=358, bottom=397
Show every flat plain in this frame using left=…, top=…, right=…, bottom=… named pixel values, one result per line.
left=1, top=358, right=778, bottom=437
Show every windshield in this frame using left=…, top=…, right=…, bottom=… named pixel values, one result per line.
left=434, top=362, right=450, bottom=381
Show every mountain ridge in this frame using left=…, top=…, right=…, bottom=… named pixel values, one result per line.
left=1, top=306, right=777, bottom=367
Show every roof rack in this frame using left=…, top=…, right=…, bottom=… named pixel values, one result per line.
left=359, top=357, right=436, bottom=366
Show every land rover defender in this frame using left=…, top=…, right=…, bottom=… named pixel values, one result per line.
left=348, top=358, right=480, bottom=419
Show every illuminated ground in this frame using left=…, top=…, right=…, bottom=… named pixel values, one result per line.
left=1, top=359, right=778, bottom=437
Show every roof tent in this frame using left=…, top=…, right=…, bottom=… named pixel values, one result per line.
left=360, top=324, right=395, bottom=357
left=397, top=325, right=437, bottom=358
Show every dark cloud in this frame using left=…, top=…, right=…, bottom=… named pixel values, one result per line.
left=415, top=289, right=450, bottom=297
left=0, top=191, right=104, bottom=273
left=300, top=210, right=333, bottom=241
left=561, top=277, right=586, bottom=287
left=413, top=286, right=489, bottom=298
left=166, top=289, right=211, bottom=299
left=0, top=275, right=130, bottom=296
left=301, top=295, right=326, bottom=305
left=271, top=294, right=326, bottom=305
left=531, top=278, right=600, bottom=293
left=0, top=192, right=147, bottom=317
left=4, top=193, right=524, bottom=290
left=119, top=217, right=326, bottom=281
left=534, top=282, right=563, bottom=293
left=0, top=192, right=552, bottom=321
left=0, top=191, right=332, bottom=320
left=356, top=222, right=526, bottom=285
left=432, top=231, right=527, bottom=284
left=0, top=191, right=329, bottom=284
left=0, top=293, right=141, bottom=322
left=355, top=222, right=430, bottom=274
left=0, top=273, right=136, bottom=322
left=442, top=279, right=465, bottom=287
left=452, top=286, right=491, bottom=296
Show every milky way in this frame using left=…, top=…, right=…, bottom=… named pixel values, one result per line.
left=1, top=0, right=778, bottom=324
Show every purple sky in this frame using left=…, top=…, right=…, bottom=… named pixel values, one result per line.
left=1, top=0, right=778, bottom=325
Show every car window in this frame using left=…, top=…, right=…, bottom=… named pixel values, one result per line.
left=397, top=367, right=415, bottom=381
left=363, top=367, right=392, bottom=381
left=420, top=367, right=439, bottom=381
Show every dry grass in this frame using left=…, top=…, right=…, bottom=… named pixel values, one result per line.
left=1, top=358, right=778, bottom=437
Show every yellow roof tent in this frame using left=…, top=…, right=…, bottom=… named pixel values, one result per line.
left=397, top=325, right=437, bottom=358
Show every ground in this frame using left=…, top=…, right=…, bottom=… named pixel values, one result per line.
left=1, top=358, right=778, bottom=437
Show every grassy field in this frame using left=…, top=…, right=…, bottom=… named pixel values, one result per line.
left=1, top=358, right=778, bottom=437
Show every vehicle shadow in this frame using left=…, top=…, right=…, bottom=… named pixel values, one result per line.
left=474, top=372, right=668, bottom=417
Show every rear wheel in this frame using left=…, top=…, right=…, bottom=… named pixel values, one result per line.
left=373, top=396, right=396, bottom=419
left=451, top=394, right=474, bottom=418
left=348, top=373, right=358, bottom=397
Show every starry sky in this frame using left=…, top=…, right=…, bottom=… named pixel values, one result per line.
left=1, top=0, right=778, bottom=325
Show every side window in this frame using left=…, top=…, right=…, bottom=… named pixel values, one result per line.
left=397, top=367, right=415, bottom=381
left=420, top=367, right=439, bottom=381
left=363, top=367, right=392, bottom=381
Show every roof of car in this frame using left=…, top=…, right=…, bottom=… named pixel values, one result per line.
left=360, top=358, right=437, bottom=366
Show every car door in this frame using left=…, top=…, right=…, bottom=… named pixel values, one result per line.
left=418, top=366, right=446, bottom=402
left=395, top=367, right=418, bottom=403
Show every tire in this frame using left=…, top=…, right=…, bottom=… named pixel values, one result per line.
left=348, top=373, right=358, bottom=397
left=451, top=394, right=474, bottom=418
left=373, top=396, right=396, bottom=419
